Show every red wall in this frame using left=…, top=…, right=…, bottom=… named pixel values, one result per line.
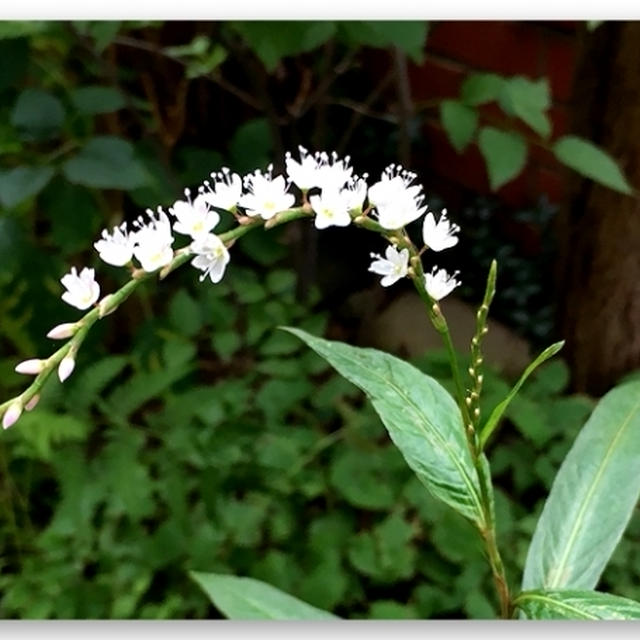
left=409, top=21, right=581, bottom=207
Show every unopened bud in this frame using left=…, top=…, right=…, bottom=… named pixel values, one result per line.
left=58, top=357, right=76, bottom=383
left=47, top=323, right=77, bottom=340
left=3, top=402, right=22, bottom=430
left=465, top=396, right=472, bottom=406
left=477, top=375, right=484, bottom=386
left=474, top=408, right=480, bottom=418
left=98, top=294, right=118, bottom=318
left=25, top=394, right=40, bottom=412
left=15, top=359, right=45, bottom=375
left=468, top=367, right=475, bottom=377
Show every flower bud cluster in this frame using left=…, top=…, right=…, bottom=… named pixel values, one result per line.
left=5, top=147, right=463, bottom=429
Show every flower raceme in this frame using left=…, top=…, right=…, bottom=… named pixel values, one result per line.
left=3, top=149, right=464, bottom=430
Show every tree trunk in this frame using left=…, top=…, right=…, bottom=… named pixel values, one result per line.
left=557, top=22, right=640, bottom=395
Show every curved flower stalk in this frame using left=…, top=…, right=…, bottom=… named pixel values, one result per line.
left=2, top=149, right=463, bottom=431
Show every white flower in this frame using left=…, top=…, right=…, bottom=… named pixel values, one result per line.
left=342, top=174, right=368, bottom=212
left=422, top=209, right=460, bottom=252
left=369, top=164, right=426, bottom=230
left=285, top=146, right=324, bottom=191
left=315, top=151, right=353, bottom=191
left=309, top=189, right=352, bottom=230
left=285, top=147, right=354, bottom=192
left=94, top=222, right=135, bottom=267
left=169, top=190, right=220, bottom=239
left=61, top=267, right=101, bottom=310
left=190, top=233, right=230, bottom=284
left=132, top=209, right=175, bottom=272
left=200, top=168, right=243, bottom=211
left=425, top=267, right=461, bottom=301
left=239, top=165, right=295, bottom=220
left=368, top=245, right=410, bottom=287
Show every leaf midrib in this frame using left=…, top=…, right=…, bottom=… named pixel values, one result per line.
left=346, top=353, right=484, bottom=524
left=548, top=393, right=640, bottom=588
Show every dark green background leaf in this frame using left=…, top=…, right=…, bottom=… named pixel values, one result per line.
left=62, top=136, right=149, bottom=190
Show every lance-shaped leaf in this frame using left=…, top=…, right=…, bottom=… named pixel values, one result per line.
left=515, top=589, right=640, bottom=620
left=284, top=328, right=486, bottom=526
left=522, top=379, right=640, bottom=590
left=480, top=341, right=564, bottom=448
left=190, top=572, right=338, bottom=620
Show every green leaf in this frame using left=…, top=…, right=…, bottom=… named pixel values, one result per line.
left=439, top=100, right=477, bottom=153
left=460, top=73, right=506, bottom=106
left=0, top=166, right=54, bottom=208
left=189, top=572, right=338, bottom=620
left=477, top=126, right=528, bottom=191
left=0, top=21, right=50, bottom=39
left=229, top=118, right=273, bottom=174
left=480, top=341, right=564, bottom=448
left=230, top=21, right=336, bottom=72
left=70, top=86, right=125, bottom=114
left=284, top=327, right=485, bottom=526
left=553, top=136, right=633, bottom=195
left=515, top=589, right=640, bottom=620
left=499, top=76, right=551, bottom=138
left=522, top=379, right=640, bottom=591
left=336, top=21, right=428, bottom=63
left=10, top=88, right=65, bottom=140
left=62, top=136, right=149, bottom=190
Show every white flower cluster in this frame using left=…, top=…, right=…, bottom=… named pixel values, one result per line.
left=8, top=148, right=461, bottom=421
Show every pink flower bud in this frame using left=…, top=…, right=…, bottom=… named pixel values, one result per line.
left=47, top=323, right=77, bottom=340
left=24, top=394, right=40, bottom=412
left=2, top=402, right=22, bottom=430
left=58, top=357, right=76, bottom=383
left=15, top=359, right=45, bottom=375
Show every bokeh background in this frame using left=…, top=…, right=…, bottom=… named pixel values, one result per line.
left=1, top=20, right=639, bottom=619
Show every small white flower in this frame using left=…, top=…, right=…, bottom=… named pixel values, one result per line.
left=200, top=168, right=243, bottom=212
left=309, top=189, right=352, bottom=230
left=369, top=164, right=426, bottom=230
left=169, top=189, right=220, bottom=239
left=132, top=209, right=175, bottom=273
left=315, top=151, right=353, bottom=192
left=422, top=209, right=460, bottom=252
left=285, top=146, right=324, bottom=191
left=2, top=402, right=22, bottom=430
left=342, top=174, right=369, bottom=212
left=94, top=222, right=135, bottom=267
left=190, top=233, right=230, bottom=284
left=58, top=356, right=76, bottom=383
left=425, top=267, right=461, bottom=301
left=61, top=267, right=101, bottom=310
left=15, top=359, right=45, bottom=375
left=368, top=245, right=410, bottom=287
left=47, top=323, right=78, bottom=340
left=239, top=165, right=295, bottom=220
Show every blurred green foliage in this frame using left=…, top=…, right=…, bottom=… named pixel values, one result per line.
left=1, top=20, right=639, bottom=620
